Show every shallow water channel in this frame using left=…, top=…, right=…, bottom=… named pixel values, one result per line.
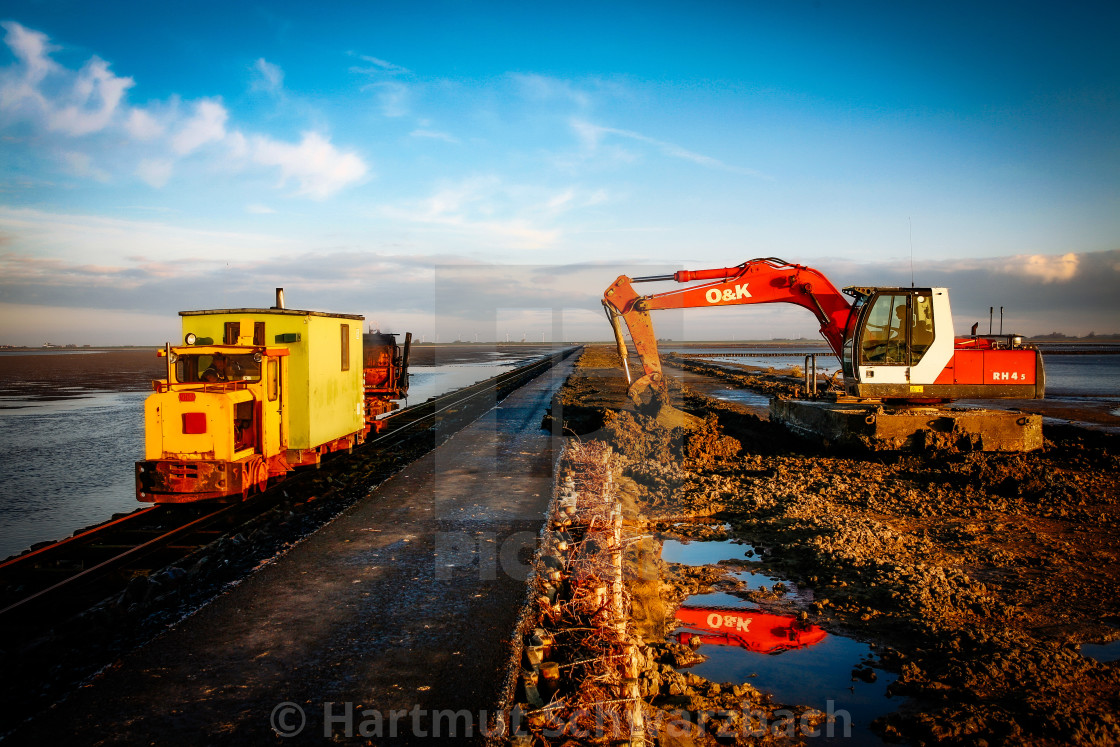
left=662, top=534, right=898, bottom=745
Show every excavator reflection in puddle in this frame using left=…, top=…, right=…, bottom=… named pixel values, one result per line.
left=674, top=606, right=826, bottom=654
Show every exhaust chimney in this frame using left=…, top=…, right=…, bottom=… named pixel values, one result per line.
left=274, top=288, right=285, bottom=310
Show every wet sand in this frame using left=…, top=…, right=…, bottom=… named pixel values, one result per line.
left=0, top=349, right=164, bottom=402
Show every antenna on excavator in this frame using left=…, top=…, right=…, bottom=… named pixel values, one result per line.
left=908, top=216, right=914, bottom=288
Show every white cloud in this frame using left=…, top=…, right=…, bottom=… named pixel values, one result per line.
left=1, top=21, right=54, bottom=85
left=372, top=81, right=409, bottom=117
left=349, top=54, right=411, bottom=75
left=379, top=177, right=611, bottom=250
left=570, top=118, right=768, bottom=178
left=136, top=158, right=174, bottom=188
left=0, top=22, right=56, bottom=117
left=226, top=130, right=250, bottom=159
left=58, top=150, right=109, bottom=181
left=511, top=73, right=591, bottom=109
left=251, top=58, right=284, bottom=94
left=0, top=21, right=133, bottom=136
left=348, top=52, right=412, bottom=117
left=0, top=205, right=299, bottom=268
left=246, top=203, right=275, bottom=214
left=250, top=131, right=368, bottom=199
left=125, top=108, right=164, bottom=140
left=999, top=252, right=1080, bottom=283
left=48, top=56, right=133, bottom=135
left=170, top=99, right=228, bottom=155
left=409, top=128, right=459, bottom=143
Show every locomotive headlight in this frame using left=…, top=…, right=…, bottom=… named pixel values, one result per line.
left=185, top=332, right=197, bottom=345
left=168, top=352, right=178, bottom=364
left=1012, top=335, right=1023, bottom=347
left=253, top=352, right=263, bottom=363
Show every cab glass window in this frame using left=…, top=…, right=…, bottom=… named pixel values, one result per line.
left=841, top=295, right=865, bottom=376
left=909, top=295, right=934, bottom=364
left=861, top=294, right=908, bottom=365
left=175, top=353, right=263, bottom=383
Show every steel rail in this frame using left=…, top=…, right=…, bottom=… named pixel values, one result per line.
left=0, top=506, right=162, bottom=572
left=0, top=503, right=240, bottom=622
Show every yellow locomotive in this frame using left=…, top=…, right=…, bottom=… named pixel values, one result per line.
left=136, top=290, right=409, bottom=503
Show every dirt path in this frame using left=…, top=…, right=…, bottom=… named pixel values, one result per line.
left=550, top=346, right=1120, bottom=746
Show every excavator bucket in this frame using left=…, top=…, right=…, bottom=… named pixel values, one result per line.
left=604, top=301, right=702, bottom=430
left=645, top=387, right=703, bottom=431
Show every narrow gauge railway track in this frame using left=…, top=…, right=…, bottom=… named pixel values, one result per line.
left=0, top=347, right=578, bottom=634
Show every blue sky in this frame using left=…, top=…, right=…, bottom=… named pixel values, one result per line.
left=1, top=0, right=1117, bottom=344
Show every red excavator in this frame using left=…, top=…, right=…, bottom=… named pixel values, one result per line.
left=603, top=257, right=1044, bottom=407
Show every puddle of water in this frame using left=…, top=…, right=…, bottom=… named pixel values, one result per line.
left=664, top=536, right=895, bottom=744
left=662, top=538, right=756, bottom=566
left=681, top=591, right=754, bottom=609
left=0, top=391, right=116, bottom=414
left=672, top=598, right=895, bottom=745
left=669, top=520, right=732, bottom=531
left=1080, top=640, right=1120, bottom=663
left=731, top=569, right=785, bottom=589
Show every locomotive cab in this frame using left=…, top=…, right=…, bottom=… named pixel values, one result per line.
left=137, top=303, right=367, bottom=503
left=136, top=344, right=291, bottom=502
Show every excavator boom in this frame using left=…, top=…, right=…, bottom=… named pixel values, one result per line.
left=603, top=258, right=853, bottom=405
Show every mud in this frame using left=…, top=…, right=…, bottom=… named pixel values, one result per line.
left=547, top=346, right=1120, bottom=746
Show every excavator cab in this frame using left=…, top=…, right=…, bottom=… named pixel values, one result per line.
left=840, top=287, right=955, bottom=400
left=846, top=289, right=934, bottom=366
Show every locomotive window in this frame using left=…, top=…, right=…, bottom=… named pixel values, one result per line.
left=341, top=324, right=350, bottom=371
left=267, top=359, right=278, bottom=401
left=175, top=355, right=199, bottom=383
left=176, top=354, right=262, bottom=383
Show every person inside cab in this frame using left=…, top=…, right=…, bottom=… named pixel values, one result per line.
left=201, top=353, right=230, bottom=382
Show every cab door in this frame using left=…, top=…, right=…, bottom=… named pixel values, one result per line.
left=858, top=292, right=911, bottom=384
left=260, top=353, right=287, bottom=456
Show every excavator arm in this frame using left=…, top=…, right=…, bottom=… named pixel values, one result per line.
left=602, top=257, right=854, bottom=406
